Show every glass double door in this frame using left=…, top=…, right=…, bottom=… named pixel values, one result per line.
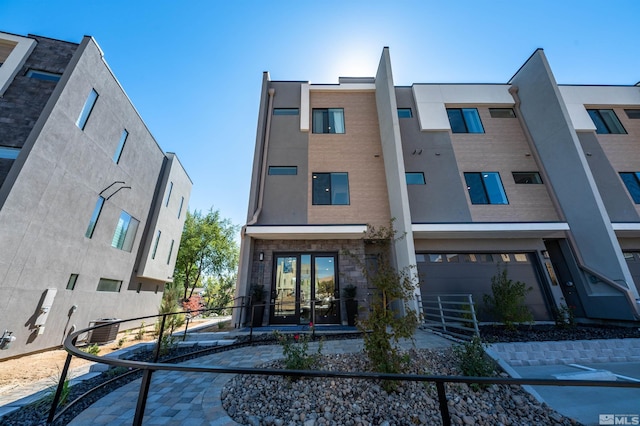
left=270, top=253, right=340, bottom=325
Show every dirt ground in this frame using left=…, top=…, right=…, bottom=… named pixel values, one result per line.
left=0, top=318, right=227, bottom=397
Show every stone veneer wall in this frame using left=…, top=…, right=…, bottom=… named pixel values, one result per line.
left=250, top=239, right=367, bottom=325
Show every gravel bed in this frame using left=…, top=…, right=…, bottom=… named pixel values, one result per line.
left=221, top=348, right=579, bottom=426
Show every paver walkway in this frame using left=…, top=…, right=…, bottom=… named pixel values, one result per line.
left=68, top=330, right=452, bottom=425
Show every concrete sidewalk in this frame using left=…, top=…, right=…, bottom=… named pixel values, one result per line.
left=68, top=330, right=453, bottom=425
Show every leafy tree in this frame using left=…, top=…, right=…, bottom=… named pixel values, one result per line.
left=483, top=265, right=533, bottom=330
left=173, top=208, right=239, bottom=300
left=202, top=274, right=236, bottom=315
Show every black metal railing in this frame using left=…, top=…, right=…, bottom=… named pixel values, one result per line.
left=49, top=305, right=640, bottom=426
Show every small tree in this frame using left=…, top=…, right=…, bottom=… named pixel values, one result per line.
left=202, top=274, right=236, bottom=315
left=345, top=222, right=419, bottom=390
left=483, top=265, right=533, bottom=330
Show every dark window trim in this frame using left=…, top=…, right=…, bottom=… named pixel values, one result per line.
left=446, top=108, right=485, bottom=133
left=489, top=108, right=516, bottom=118
left=397, top=108, right=413, bottom=118
left=619, top=172, right=640, bottom=204
left=405, top=172, right=426, bottom=185
left=76, top=88, right=99, bottom=130
left=26, top=68, right=62, bottom=82
left=273, top=108, right=299, bottom=115
left=66, top=274, right=79, bottom=290
left=312, top=108, right=345, bottom=134
left=587, top=109, right=627, bottom=134
left=464, top=172, right=508, bottom=205
left=512, top=172, right=543, bottom=184
left=268, top=166, right=298, bottom=175
left=625, top=109, right=640, bottom=119
left=312, top=172, right=350, bottom=205
left=97, top=278, right=123, bottom=292
left=113, top=129, right=128, bottom=164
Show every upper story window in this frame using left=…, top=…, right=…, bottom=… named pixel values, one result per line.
left=625, top=109, right=640, bottom=119
left=512, top=172, right=543, bottom=184
left=111, top=210, right=140, bottom=252
left=587, top=109, right=626, bottom=134
left=66, top=274, right=78, bottom=290
left=619, top=172, right=640, bottom=203
left=489, top=108, right=516, bottom=118
left=85, top=196, right=105, bottom=238
left=167, top=239, right=175, bottom=265
left=312, top=108, right=345, bottom=134
left=0, top=146, right=20, bottom=159
left=26, top=69, right=62, bottom=82
left=268, top=166, right=298, bottom=175
left=405, top=172, right=426, bottom=185
left=447, top=108, right=484, bottom=133
left=76, top=88, right=99, bottom=130
left=273, top=108, right=299, bottom=115
left=152, top=230, right=161, bottom=259
left=113, top=129, right=128, bottom=163
left=165, top=182, right=173, bottom=207
left=464, top=172, right=508, bottom=204
left=397, top=108, right=413, bottom=118
left=312, top=172, right=349, bottom=205
left=178, top=196, right=184, bottom=219
left=97, top=278, right=122, bottom=292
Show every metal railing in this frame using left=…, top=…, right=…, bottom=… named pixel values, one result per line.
left=48, top=304, right=640, bottom=426
left=421, top=293, right=479, bottom=339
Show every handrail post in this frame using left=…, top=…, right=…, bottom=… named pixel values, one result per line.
left=249, top=304, right=254, bottom=342
left=47, top=337, right=75, bottom=425
left=436, top=380, right=451, bottom=426
left=133, top=369, right=154, bottom=426
left=437, top=295, right=447, bottom=332
left=183, top=312, right=191, bottom=342
left=153, top=314, right=167, bottom=363
left=468, top=294, right=480, bottom=337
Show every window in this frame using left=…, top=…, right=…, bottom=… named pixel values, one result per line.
left=625, top=109, right=640, bottom=119
left=312, top=172, right=349, bottom=205
left=66, top=274, right=78, bottom=290
left=619, top=172, right=640, bottom=203
left=167, top=239, right=174, bottom=265
left=273, top=108, right=299, bottom=115
left=111, top=211, right=140, bottom=252
left=587, top=109, right=626, bottom=134
left=268, top=166, right=298, bottom=175
left=113, top=129, right=128, bottom=163
left=489, top=108, right=516, bottom=118
left=447, top=108, right=484, bottom=133
left=512, top=172, right=543, bottom=184
left=26, top=69, right=61, bottom=82
left=405, top=172, right=426, bottom=185
left=97, top=278, right=122, bottom=292
left=312, top=108, right=345, bottom=134
left=514, top=253, right=528, bottom=262
left=152, top=230, right=161, bottom=259
left=76, top=88, right=98, bottom=130
left=165, top=182, right=173, bottom=207
left=397, top=108, right=412, bottom=118
left=464, top=172, right=508, bottom=204
left=178, top=196, right=184, bottom=219
left=85, top=196, right=105, bottom=238
left=0, top=146, right=19, bottom=159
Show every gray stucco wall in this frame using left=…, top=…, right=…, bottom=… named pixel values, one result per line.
left=259, top=81, right=308, bottom=224
left=0, top=36, right=184, bottom=359
left=395, top=87, right=472, bottom=223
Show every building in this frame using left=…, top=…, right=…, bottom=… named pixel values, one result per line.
left=0, top=32, right=192, bottom=359
left=235, top=47, right=640, bottom=328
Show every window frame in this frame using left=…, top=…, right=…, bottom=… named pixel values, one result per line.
left=405, top=172, right=426, bottom=185
left=397, top=108, right=413, bottom=118
left=85, top=196, right=105, bottom=238
left=111, top=210, right=140, bottom=252
left=0, top=146, right=20, bottom=159
left=489, top=108, right=516, bottom=118
left=165, top=181, right=173, bottom=207
left=152, top=230, right=161, bottom=259
left=312, top=108, right=345, bottom=134
left=167, top=239, right=175, bottom=265
left=619, top=172, right=640, bottom=204
left=26, top=69, right=62, bottom=82
left=312, top=172, right=350, bottom=205
left=97, top=278, right=122, bottom=292
left=76, top=88, right=99, bottom=130
left=113, top=129, right=128, bottom=163
left=625, top=109, right=640, bottom=119
left=446, top=108, right=484, bottom=133
left=178, top=196, right=184, bottom=219
left=273, top=108, right=299, bottom=116
left=66, top=274, right=79, bottom=290
left=268, top=166, right=298, bottom=175
left=512, top=172, right=543, bottom=184
left=464, top=172, right=508, bottom=205
left=587, top=109, right=627, bottom=134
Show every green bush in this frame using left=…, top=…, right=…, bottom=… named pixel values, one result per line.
left=274, top=330, right=323, bottom=375
left=452, top=336, right=496, bottom=391
left=483, top=266, right=533, bottom=330
left=81, top=343, right=100, bottom=355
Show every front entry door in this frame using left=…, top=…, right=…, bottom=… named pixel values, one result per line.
left=270, top=254, right=340, bottom=325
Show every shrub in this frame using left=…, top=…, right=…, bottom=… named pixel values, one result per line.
left=135, top=321, right=146, bottom=340
left=452, top=336, right=497, bottom=391
left=553, top=303, right=575, bottom=328
left=483, top=266, right=533, bottom=330
left=274, top=329, right=323, bottom=374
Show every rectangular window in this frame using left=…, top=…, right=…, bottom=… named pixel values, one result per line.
left=178, top=196, right=184, bottom=219
left=165, top=181, right=173, bottom=207
left=312, top=172, right=349, bottom=205
left=620, top=172, right=640, bottom=203
left=85, top=196, right=105, bottom=238
left=464, top=172, right=508, bottom=204
left=512, top=172, right=543, bottom=184
left=268, top=166, right=298, bottom=175
left=167, top=239, right=175, bottom=265
left=397, top=108, right=412, bottom=118
left=625, top=109, right=640, bottom=119
left=113, top=129, right=128, bottom=163
left=111, top=211, right=140, bottom=252
left=489, top=108, right=516, bottom=118
left=66, top=274, right=78, bottom=290
left=447, top=108, right=484, bottom=133
left=152, top=230, right=161, bottom=259
left=26, top=69, right=61, bottom=82
left=97, top=278, right=122, bottom=292
left=405, top=172, right=426, bottom=185
left=587, top=109, right=626, bottom=134
left=273, top=108, right=299, bottom=115
left=76, top=88, right=98, bottom=130
left=312, top=108, right=345, bottom=134
left=0, top=146, right=20, bottom=159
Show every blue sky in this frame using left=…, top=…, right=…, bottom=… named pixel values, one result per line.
left=2, top=1, right=639, bottom=227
